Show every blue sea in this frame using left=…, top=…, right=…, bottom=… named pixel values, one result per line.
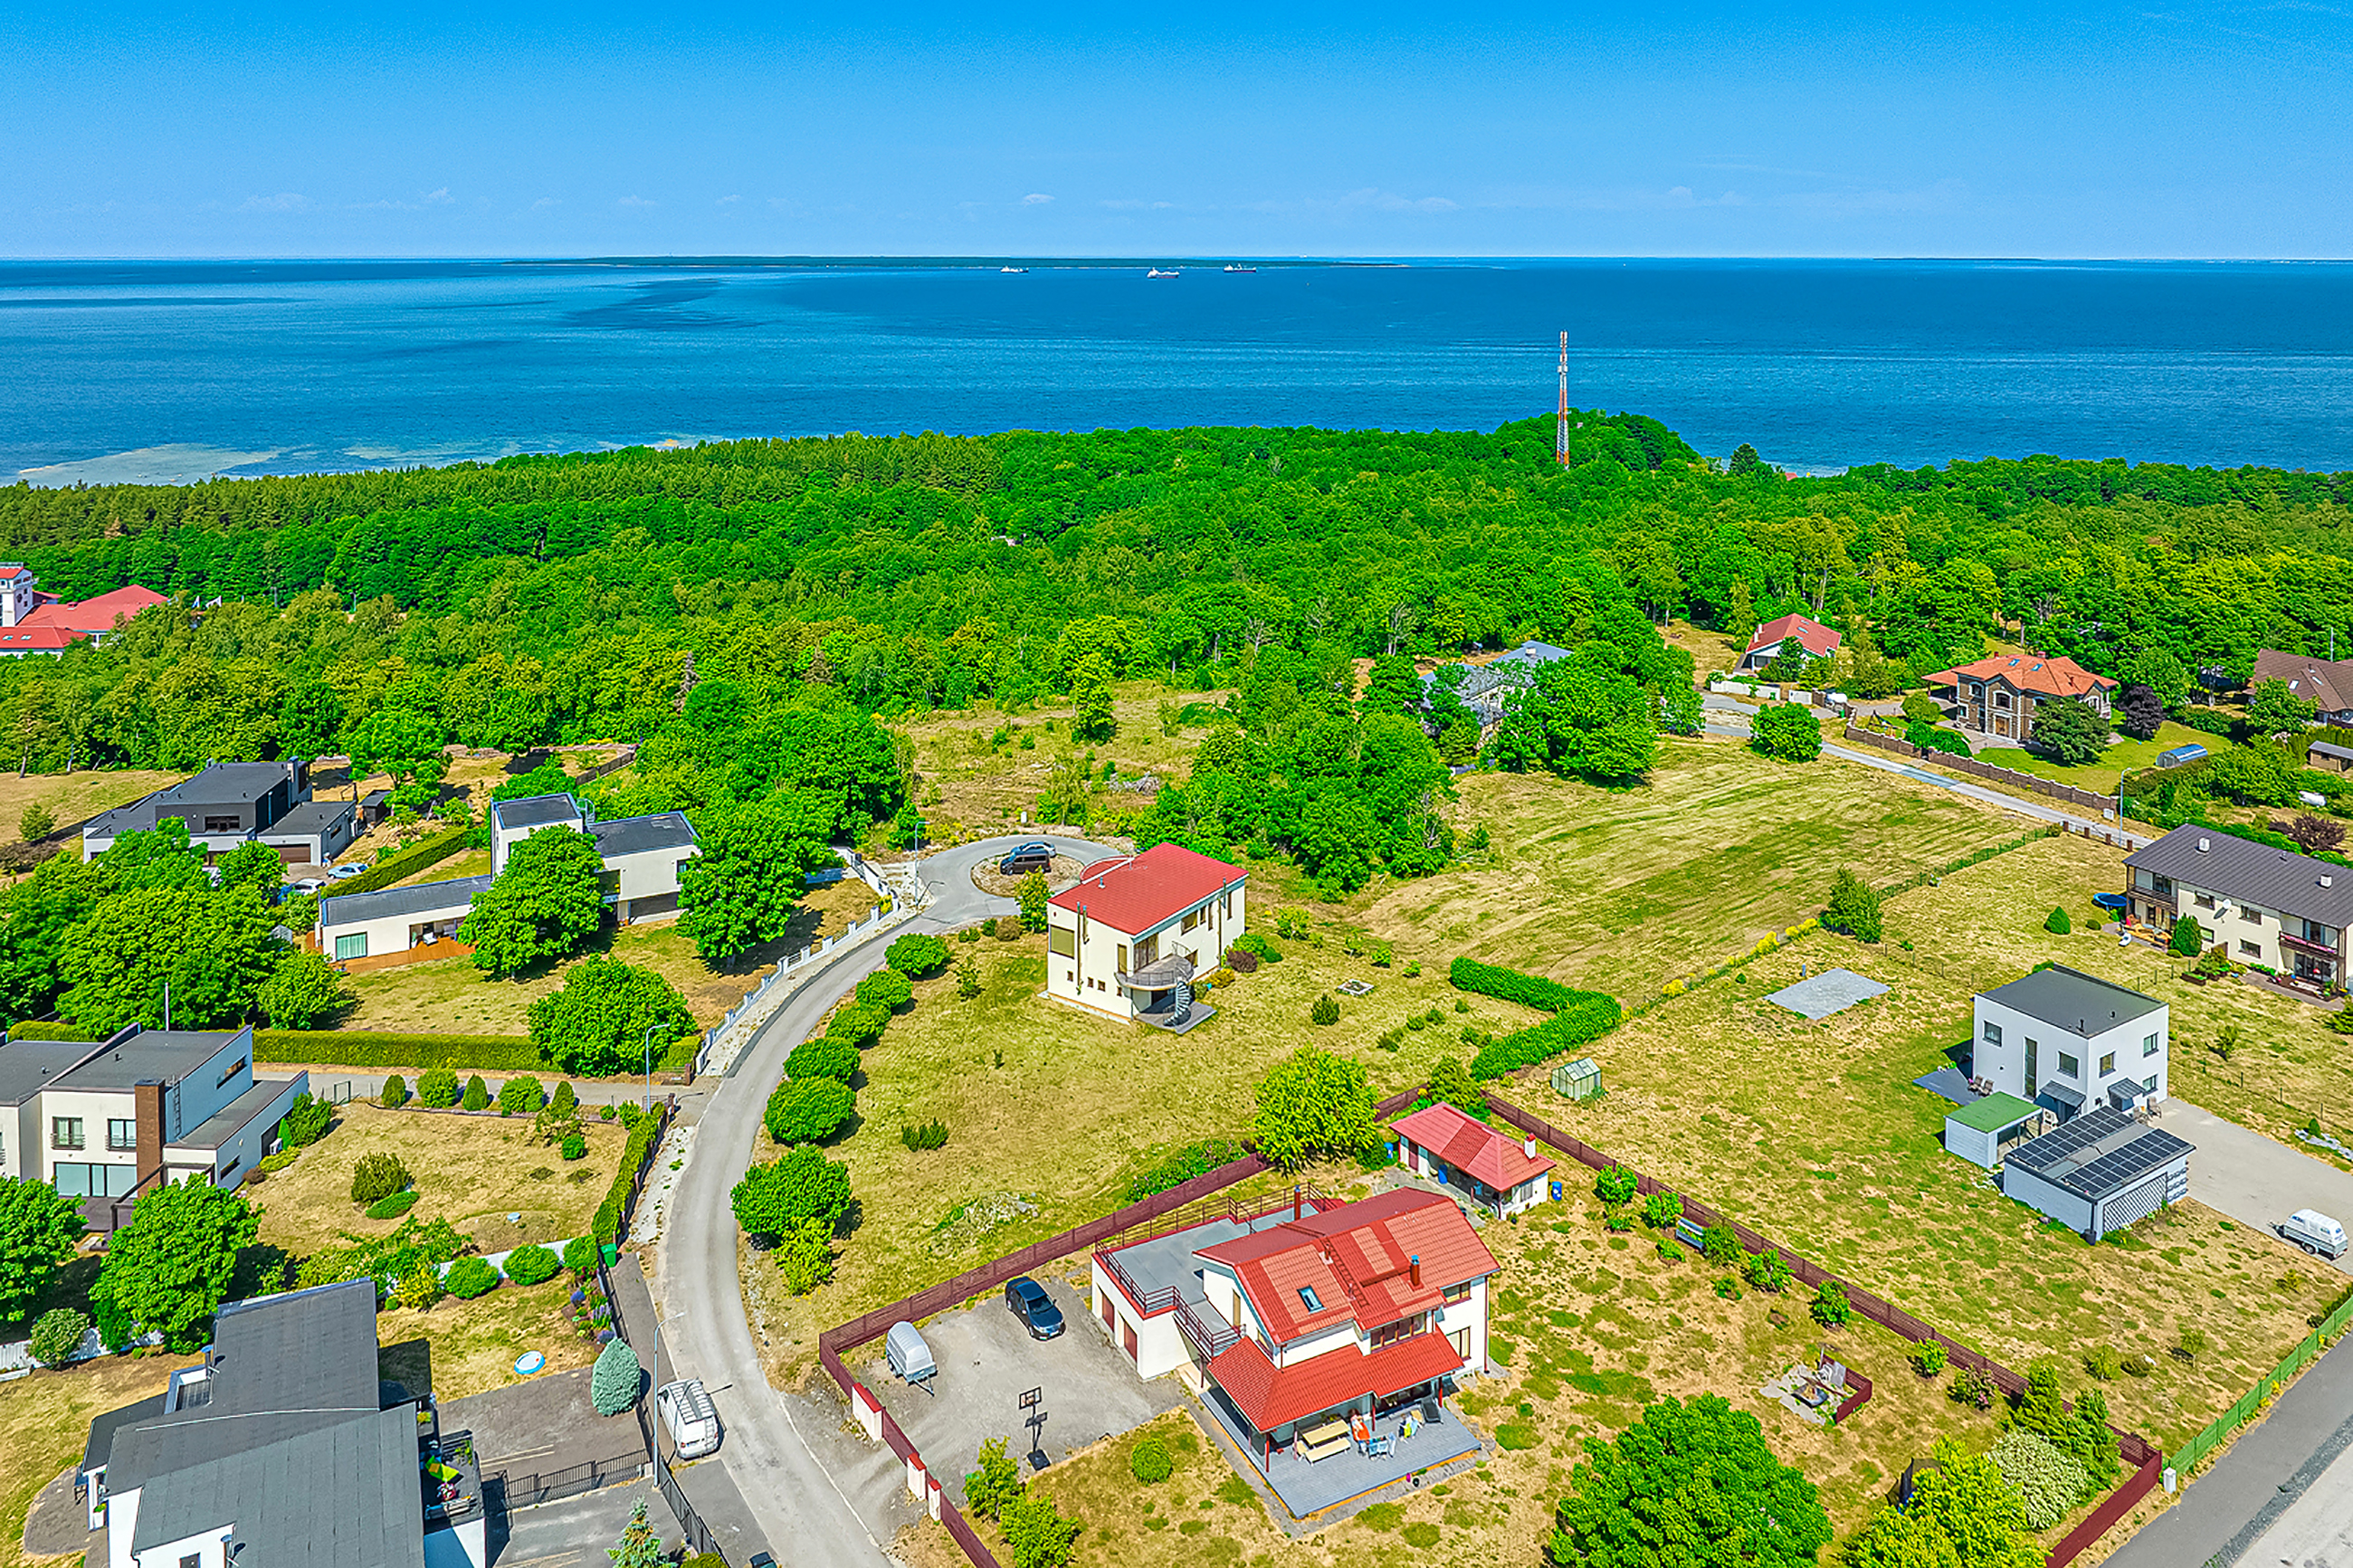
left=4, top=258, right=2352, bottom=485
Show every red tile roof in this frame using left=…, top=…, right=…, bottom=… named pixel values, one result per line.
left=24, top=584, right=169, bottom=636
left=1924, top=652, right=2116, bottom=700
left=1047, top=841, right=1243, bottom=936
left=1205, top=1329, right=1463, bottom=1433
left=1744, top=613, right=1843, bottom=659
left=0, top=622, right=83, bottom=652
left=1196, top=1188, right=1495, bottom=1343
left=1388, top=1102, right=1554, bottom=1192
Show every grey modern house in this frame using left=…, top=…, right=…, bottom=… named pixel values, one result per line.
left=1971, top=965, right=2168, bottom=1122
left=81, top=1278, right=484, bottom=1568
left=2124, top=824, right=2352, bottom=994
left=1999, top=1105, right=2194, bottom=1240
left=81, top=760, right=357, bottom=870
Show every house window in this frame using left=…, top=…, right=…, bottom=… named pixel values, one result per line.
left=2144, top=1075, right=2159, bottom=1094
left=2099, top=1052, right=2115, bottom=1076
left=217, top=1058, right=247, bottom=1088
left=1181, top=908, right=1202, bottom=933
left=52, top=1163, right=135, bottom=1199
left=181, top=1554, right=200, bottom=1568
left=1298, top=1287, right=1323, bottom=1312
left=334, top=932, right=367, bottom=961
left=2240, top=940, right=2261, bottom=957
left=1221, top=892, right=1232, bottom=918
left=1048, top=927, right=1075, bottom=957
left=1995, top=691, right=2012, bottom=708
left=1981, top=1021, right=2002, bottom=1049
left=1370, top=1314, right=1425, bottom=1349
left=107, top=1119, right=136, bottom=1152
left=50, top=1117, right=83, bottom=1151
left=1117, top=944, right=1129, bottom=972
left=2241, top=908, right=2262, bottom=925
left=2058, top=1052, right=2079, bottom=1079
left=1442, top=1281, right=1471, bottom=1304
left=2143, top=1033, right=2159, bottom=1058
left=2195, top=894, right=2215, bottom=909
left=203, top=815, right=239, bottom=833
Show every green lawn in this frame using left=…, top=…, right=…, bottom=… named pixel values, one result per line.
left=1974, top=720, right=2228, bottom=794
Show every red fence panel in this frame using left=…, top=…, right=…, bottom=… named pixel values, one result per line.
left=2045, top=1457, right=2161, bottom=1568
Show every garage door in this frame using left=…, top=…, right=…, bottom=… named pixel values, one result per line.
left=2100, top=1170, right=2170, bottom=1234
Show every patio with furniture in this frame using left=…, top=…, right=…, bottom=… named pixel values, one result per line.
left=1196, top=1382, right=1480, bottom=1518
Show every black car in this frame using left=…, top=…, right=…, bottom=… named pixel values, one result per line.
left=1000, top=841, right=1056, bottom=876
left=1005, top=1277, right=1065, bottom=1339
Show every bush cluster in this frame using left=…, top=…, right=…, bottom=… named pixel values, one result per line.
left=498, top=1075, right=544, bottom=1115
left=900, top=1119, right=948, bottom=1151
left=1448, top=956, right=1579, bottom=1012
left=417, top=1069, right=461, bottom=1107
left=380, top=1073, right=410, bottom=1108
left=279, top=1092, right=332, bottom=1148
left=1126, top=1139, right=1253, bottom=1201
left=1224, top=946, right=1260, bottom=974
left=1310, top=993, right=1339, bottom=1025
left=1988, top=1430, right=2089, bottom=1530
left=30, top=1307, right=89, bottom=1366
left=1232, top=931, right=1281, bottom=963
left=786, top=1037, right=861, bottom=1082
left=443, top=1258, right=500, bottom=1299
left=856, top=968, right=914, bottom=1012
left=1910, top=1340, right=1948, bottom=1377
left=826, top=1002, right=890, bottom=1047
left=767, top=1077, right=856, bottom=1145
left=885, top=932, right=951, bottom=977
left=1129, top=1435, right=1172, bottom=1484
left=1472, top=993, right=1622, bottom=1080
left=503, top=1243, right=562, bottom=1286
left=592, top=1104, right=665, bottom=1244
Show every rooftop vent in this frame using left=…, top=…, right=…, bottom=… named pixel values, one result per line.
left=2197, top=837, right=2211, bottom=851
left=2326, top=875, right=2337, bottom=889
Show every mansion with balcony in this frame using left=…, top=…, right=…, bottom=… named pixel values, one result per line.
left=2124, top=824, right=2352, bottom=993
left=1091, top=1187, right=1491, bottom=1515
left=1923, top=652, right=2117, bottom=746
left=1045, top=843, right=1245, bottom=1031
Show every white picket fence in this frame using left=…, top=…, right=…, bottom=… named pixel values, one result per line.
left=690, top=849, right=933, bottom=1080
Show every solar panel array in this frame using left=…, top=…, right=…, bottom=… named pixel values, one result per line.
left=2010, top=1106, right=2193, bottom=1201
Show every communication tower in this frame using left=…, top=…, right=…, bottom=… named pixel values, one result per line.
left=1556, top=331, right=1570, bottom=466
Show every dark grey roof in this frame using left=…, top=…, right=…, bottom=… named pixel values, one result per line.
left=0, top=1038, right=105, bottom=1106
left=260, top=798, right=356, bottom=840
left=2036, top=1083, right=2086, bottom=1115
left=129, top=1404, right=423, bottom=1567
left=492, top=793, right=583, bottom=830
left=172, top=1077, right=300, bottom=1150
left=103, top=1278, right=387, bottom=1494
left=1979, top=965, right=2165, bottom=1039
left=2125, top=824, right=2353, bottom=930
left=2311, top=742, right=2353, bottom=764
left=2007, top=1104, right=2193, bottom=1201
left=82, top=762, right=303, bottom=839
left=1428, top=641, right=1576, bottom=704
left=320, top=874, right=491, bottom=928
left=55, top=1030, right=248, bottom=1092
left=82, top=1392, right=166, bottom=1472
left=591, top=811, right=698, bottom=858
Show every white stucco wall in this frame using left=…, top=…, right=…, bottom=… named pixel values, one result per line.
left=1973, top=996, right=2168, bottom=1108
left=1090, top=1257, right=1192, bottom=1380
left=1045, top=879, right=1243, bottom=1021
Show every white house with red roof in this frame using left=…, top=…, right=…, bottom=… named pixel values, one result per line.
left=1739, top=613, right=1843, bottom=671
left=1045, top=841, right=1245, bottom=1027
left=0, top=565, right=169, bottom=658
left=1388, top=1101, right=1555, bottom=1218
left=1091, top=1188, right=1492, bottom=1467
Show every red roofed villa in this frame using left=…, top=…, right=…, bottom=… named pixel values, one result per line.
left=0, top=566, right=169, bottom=658
left=1924, top=652, right=2118, bottom=746
left=1739, top=613, right=1843, bottom=671
left=1045, top=841, right=1244, bottom=1030
left=1091, top=1185, right=1491, bottom=1514
left=1389, top=1100, right=1556, bottom=1217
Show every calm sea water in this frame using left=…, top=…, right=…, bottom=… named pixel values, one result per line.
left=4, top=258, right=2351, bottom=485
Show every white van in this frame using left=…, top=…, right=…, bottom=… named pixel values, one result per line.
left=656, top=1378, right=722, bottom=1459
left=2279, top=1210, right=2348, bottom=1259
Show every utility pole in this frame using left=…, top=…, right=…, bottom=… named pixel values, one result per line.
left=1556, top=331, right=1571, bottom=467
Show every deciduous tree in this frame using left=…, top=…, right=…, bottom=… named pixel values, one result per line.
left=1253, top=1048, right=1376, bottom=1170
left=1751, top=702, right=1823, bottom=762
left=1825, top=869, right=1883, bottom=942
left=2029, top=696, right=2110, bottom=768
left=258, top=949, right=352, bottom=1029
left=2249, top=678, right=2320, bottom=736
left=90, top=1178, right=261, bottom=1352
left=462, top=824, right=605, bottom=977
left=2119, top=683, right=2167, bottom=742
left=678, top=794, right=832, bottom=964
left=0, top=1178, right=85, bottom=1325
left=526, top=958, right=697, bottom=1077
left=730, top=1145, right=853, bottom=1237
left=1549, top=1394, right=1830, bottom=1568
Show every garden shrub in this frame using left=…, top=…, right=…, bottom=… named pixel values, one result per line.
left=444, top=1258, right=500, bottom=1299
left=417, top=1069, right=461, bottom=1108
left=563, top=1236, right=601, bottom=1275
left=1989, top=1430, right=2089, bottom=1531
left=29, top=1307, right=88, bottom=1365
left=993, top=916, right=1022, bottom=941
left=591, top=1337, right=642, bottom=1415
left=826, top=1002, right=890, bottom=1047
left=257, top=1148, right=300, bottom=1174
left=1596, top=1164, right=1638, bottom=1204
left=900, top=1119, right=948, bottom=1151
left=461, top=1075, right=491, bottom=1112
left=392, top=1259, right=443, bottom=1311
left=367, top=1190, right=421, bottom=1220
left=1604, top=1206, right=1637, bottom=1232
left=886, top=933, right=951, bottom=977
left=958, top=925, right=980, bottom=943
left=2120, top=1353, right=2154, bottom=1378
left=857, top=968, right=914, bottom=1012
left=380, top=1074, right=409, bottom=1109
left=255, top=1030, right=544, bottom=1072
left=1700, top=1223, right=1740, bottom=1266
left=1496, top=1424, right=1537, bottom=1450
left=774, top=1221, right=835, bottom=1293
left=1129, top=1434, right=1172, bottom=1483
left=504, top=1243, right=562, bottom=1287
left=1002, top=1492, right=1081, bottom=1568
left=2083, top=1345, right=2121, bottom=1381
left=593, top=1107, right=665, bottom=1244
left=786, top=1037, right=861, bottom=1082
left=1949, top=1367, right=1997, bottom=1410
left=1310, top=994, right=1339, bottom=1025
left=1910, top=1340, right=1948, bottom=1377
left=1125, top=1139, right=1252, bottom=1201
left=2045, top=906, right=2072, bottom=935
left=1811, top=1280, right=1852, bottom=1327
left=2168, top=915, right=2204, bottom=956
left=1224, top=946, right=1259, bottom=974
left=1743, top=1249, right=1792, bottom=1292
left=551, top=1079, right=577, bottom=1113
left=966, top=1436, right=1025, bottom=1521
left=350, top=1152, right=412, bottom=1205
left=279, top=1092, right=332, bottom=1148
left=1471, top=993, right=1623, bottom=1080
left=561, top=1132, right=587, bottom=1160
left=766, top=1078, right=856, bottom=1145
left=1233, top=930, right=1282, bottom=963
left=2176, top=1327, right=2208, bottom=1360
left=499, top=1075, right=544, bottom=1116
left=1642, top=1191, right=1681, bottom=1229
left=1449, top=956, right=1579, bottom=1012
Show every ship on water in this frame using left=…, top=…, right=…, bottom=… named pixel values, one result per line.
left=1224, top=263, right=1257, bottom=272
left=1000, top=266, right=1028, bottom=273
left=1147, top=268, right=1180, bottom=278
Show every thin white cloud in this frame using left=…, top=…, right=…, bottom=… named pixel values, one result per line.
left=617, top=195, right=657, bottom=209
left=239, top=193, right=310, bottom=213
left=717, top=194, right=741, bottom=204
left=1022, top=193, right=1053, bottom=205
left=530, top=196, right=561, bottom=210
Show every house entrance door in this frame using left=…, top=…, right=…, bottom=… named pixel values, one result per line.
left=2025, top=1038, right=2037, bottom=1095
left=1122, top=1321, right=1138, bottom=1360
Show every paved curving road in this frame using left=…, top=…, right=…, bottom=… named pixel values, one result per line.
left=655, top=834, right=1120, bottom=1566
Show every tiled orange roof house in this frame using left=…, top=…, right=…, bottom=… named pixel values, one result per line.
left=1925, top=652, right=2117, bottom=746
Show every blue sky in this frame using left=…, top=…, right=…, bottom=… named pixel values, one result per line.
left=5, top=1, right=2348, bottom=258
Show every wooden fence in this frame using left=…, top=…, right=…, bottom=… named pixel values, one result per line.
left=1841, top=723, right=2119, bottom=813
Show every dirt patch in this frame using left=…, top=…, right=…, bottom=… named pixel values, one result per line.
left=967, top=853, right=1089, bottom=898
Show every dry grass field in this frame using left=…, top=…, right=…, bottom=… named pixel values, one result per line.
left=0, top=1354, right=175, bottom=1565
left=0, top=767, right=183, bottom=852
left=1351, top=738, right=2030, bottom=993
left=376, top=1275, right=602, bottom=1402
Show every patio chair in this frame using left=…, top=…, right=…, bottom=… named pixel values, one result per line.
left=1367, top=1435, right=1394, bottom=1459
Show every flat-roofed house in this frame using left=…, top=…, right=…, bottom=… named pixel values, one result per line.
left=1044, top=843, right=1245, bottom=1028
left=2000, top=1104, right=2193, bottom=1240
left=1972, top=965, right=2167, bottom=1124
left=1924, top=653, right=2117, bottom=746
left=82, top=761, right=355, bottom=869
left=2124, top=823, right=2353, bottom=993
left=589, top=811, right=700, bottom=921
left=318, top=876, right=491, bottom=964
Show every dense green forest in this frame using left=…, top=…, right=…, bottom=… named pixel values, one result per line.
left=0, top=411, right=2346, bottom=780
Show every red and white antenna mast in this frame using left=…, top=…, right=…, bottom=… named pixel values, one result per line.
left=1555, top=330, right=1570, bottom=466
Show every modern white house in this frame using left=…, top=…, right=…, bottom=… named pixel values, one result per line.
left=0, top=1026, right=304, bottom=1231
left=1091, top=1188, right=1492, bottom=1467
left=1999, top=1105, right=2193, bottom=1240
left=1387, top=1101, right=1555, bottom=1217
left=81, top=1278, right=483, bottom=1568
left=1972, top=965, right=2168, bottom=1121
left=2123, top=825, right=2353, bottom=995
left=318, top=794, right=699, bottom=962
left=1044, top=842, right=1245, bottom=1029
left=81, top=761, right=357, bottom=870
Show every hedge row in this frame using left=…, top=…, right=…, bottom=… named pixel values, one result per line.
left=255, top=1031, right=545, bottom=1070
left=1448, top=957, right=1584, bottom=1013
left=335, top=828, right=472, bottom=897
left=1470, top=994, right=1622, bottom=1080
left=592, top=1107, right=666, bottom=1244
left=5, top=1022, right=97, bottom=1042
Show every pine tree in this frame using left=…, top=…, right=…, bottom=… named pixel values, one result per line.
left=590, top=1337, right=642, bottom=1416
left=1825, top=868, right=1882, bottom=942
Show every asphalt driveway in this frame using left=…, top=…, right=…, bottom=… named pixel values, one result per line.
left=859, top=1273, right=1181, bottom=1505
left=2167, top=1099, right=2353, bottom=1278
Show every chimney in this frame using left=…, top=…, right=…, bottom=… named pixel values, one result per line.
left=135, top=1080, right=165, bottom=1193
left=1523, top=1136, right=1538, bottom=1160
left=1292, top=1186, right=1301, bottom=1221
left=2326, top=875, right=2336, bottom=889
left=1409, top=1254, right=1421, bottom=1288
